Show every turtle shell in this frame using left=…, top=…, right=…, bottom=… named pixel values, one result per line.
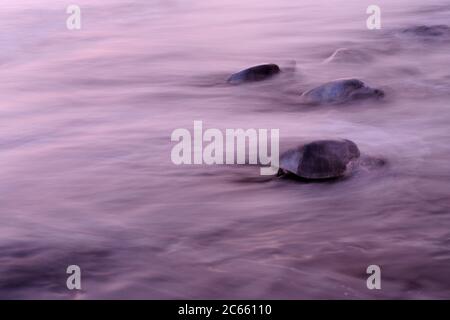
left=227, top=64, right=281, bottom=84
left=279, top=139, right=361, bottom=179
left=300, top=79, right=383, bottom=104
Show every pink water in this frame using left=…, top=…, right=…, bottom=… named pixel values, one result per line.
left=1, top=0, right=450, bottom=299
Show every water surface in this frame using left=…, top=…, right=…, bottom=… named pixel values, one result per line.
left=1, top=0, right=450, bottom=299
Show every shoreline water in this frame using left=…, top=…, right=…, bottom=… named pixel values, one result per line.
left=0, top=0, right=450, bottom=299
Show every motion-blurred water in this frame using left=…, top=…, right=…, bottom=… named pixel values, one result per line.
left=1, top=0, right=450, bottom=299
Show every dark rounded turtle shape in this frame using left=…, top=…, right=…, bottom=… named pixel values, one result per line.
left=300, top=79, right=384, bottom=105
left=227, top=64, right=281, bottom=84
left=278, top=139, right=361, bottom=180
left=402, top=25, right=450, bottom=37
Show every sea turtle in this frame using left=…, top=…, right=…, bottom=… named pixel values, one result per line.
left=227, top=64, right=281, bottom=84
left=278, top=139, right=361, bottom=180
left=299, top=78, right=384, bottom=105
left=401, top=25, right=450, bottom=37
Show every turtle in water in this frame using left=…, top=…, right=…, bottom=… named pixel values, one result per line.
left=401, top=25, right=450, bottom=37
left=299, top=78, right=384, bottom=105
left=227, top=64, right=281, bottom=84
left=278, top=139, right=361, bottom=180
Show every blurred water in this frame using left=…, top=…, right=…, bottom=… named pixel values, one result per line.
left=0, top=0, right=450, bottom=299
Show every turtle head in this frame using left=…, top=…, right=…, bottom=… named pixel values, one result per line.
left=349, top=85, right=385, bottom=101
